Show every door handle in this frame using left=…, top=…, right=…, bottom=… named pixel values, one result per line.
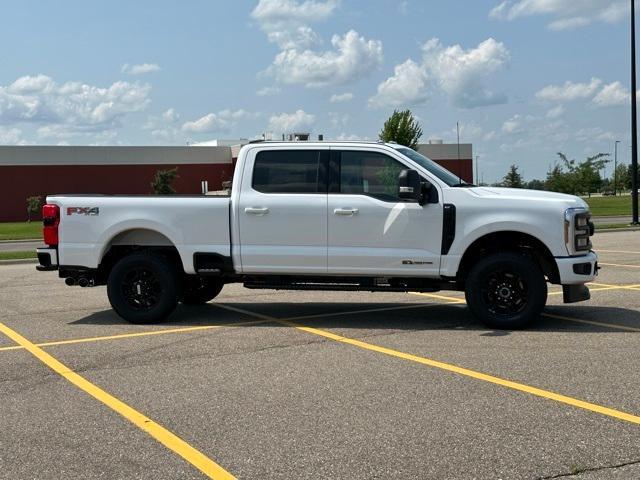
left=245, top=207, right=270, bottom=215
left=334, top=208, right=359, bottom=216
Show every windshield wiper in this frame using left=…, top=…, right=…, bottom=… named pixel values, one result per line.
left=451, top=183, right=476, bottom=188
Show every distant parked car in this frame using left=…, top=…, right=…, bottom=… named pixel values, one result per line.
left=602, top=190, right=615, bottom=196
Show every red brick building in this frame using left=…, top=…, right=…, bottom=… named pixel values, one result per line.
left=0, top=146, right=233, bottom=222
left=0, top=142, right=472, bottom=222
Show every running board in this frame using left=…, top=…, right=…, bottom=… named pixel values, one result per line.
left=243, top=282, right=440, bottom=293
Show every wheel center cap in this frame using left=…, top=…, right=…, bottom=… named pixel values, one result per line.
left=498, top=287, right=511, bottom=298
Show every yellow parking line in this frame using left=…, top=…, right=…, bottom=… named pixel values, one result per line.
left=542, top=313, right=640, bottom=332
left=0, top=320, right=270, bottom=353
left=410, top=292, right=466, bottom=304
left=598, top=249, right=640, bottom=255
left=590, top=282, right=640, bottom=291
left=412, top=291, right=640, bottom=333
left=0, top=322, right=235, bottom=479
left=214, top=304, right=640, bottom=426
left=599, top=262, right=640, bottom=269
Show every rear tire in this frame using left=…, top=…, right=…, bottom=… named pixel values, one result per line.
left=107, top=253, right=178, bottom=324
left=181, top=277, right=223, bottom=305
left=465, top=252, right=547, bottom=330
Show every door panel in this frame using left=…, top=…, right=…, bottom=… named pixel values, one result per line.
left=328, top=150, right=442, bottom=276
left=238, top=149, right=328, bottom=274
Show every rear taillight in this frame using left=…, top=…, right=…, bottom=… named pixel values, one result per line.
left=42, top=204, right=60, bottom=246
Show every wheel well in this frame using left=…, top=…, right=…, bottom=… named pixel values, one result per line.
left=97, top=229, right=183, bottom=283
left=457, top=231, right=560, bottom=285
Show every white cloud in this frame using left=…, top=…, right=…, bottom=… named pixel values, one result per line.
left=329, top=92, right=354, bottom=103
left=536, top=77, right=631, bottom=108
left=182, top=109, right=259, bottom=133
left=424, top=38, right=510, bottom=108
left=257, top=86, right=281, bottom=96
left=329, top=112, right=350, bottom=128
left=368, top=59, right=429, bottom=108
left=162, top=108, right=180, bottom=123
left=489, top=0, right=627, bottom=30
left=369, top=38, right=509, bottom=109
left=0, top=126, right=25, bottom=144
left=0, top=74, right=150, bottom=133
left=502, top=115, right=524, bottom=134
left=545, top=105, right=565, bottom=118
left=333, top=132, right=368, bottom=140
left=121, top=63, right=161, bottom=75
left=251, top=0, right=338, bottom=49
left=269, top=30, right=383, bottom=87
left=268, top=109, right=315, bottom=134
left=535, top=78, right=602, bottom=102
left=593, top=81, right=629, bottom=107
left=253, top=1, right=382, bottom=88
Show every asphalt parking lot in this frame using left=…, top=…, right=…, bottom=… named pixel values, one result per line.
left=1, top=230, right=640, bottom=479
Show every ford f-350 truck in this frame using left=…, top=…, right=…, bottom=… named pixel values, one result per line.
left=35, top=141, right=597, bottom=329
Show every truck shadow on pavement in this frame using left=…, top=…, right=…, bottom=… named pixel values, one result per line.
left=70, top=303, right=640, bottom=335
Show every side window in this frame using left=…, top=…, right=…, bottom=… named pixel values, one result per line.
left=252, top=150, right=322, bottom=193
left=339, top=151, right=404, bottom=201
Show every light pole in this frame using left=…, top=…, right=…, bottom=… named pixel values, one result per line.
left=632, top=0, right=639, bottom=223
left=614, top=140, right=621, bottom=195
left=475, top=155, right=479, bottom=184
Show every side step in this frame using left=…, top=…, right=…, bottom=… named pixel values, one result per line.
left=243, top=281, right=440, bottom=293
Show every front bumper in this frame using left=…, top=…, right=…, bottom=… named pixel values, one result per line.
left=36, top=247, right=58, bottom=271
left=555, top=251, right=598, bottom=285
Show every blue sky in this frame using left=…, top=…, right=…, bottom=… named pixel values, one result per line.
left=0, top=0, right=634, bottom=182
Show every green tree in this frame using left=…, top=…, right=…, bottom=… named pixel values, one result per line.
left=575, top=153, right=608, bottom=197
left=151, top=167, right=179, bottom=194
left=548, top=152, right=609, bottom=195
left=379, top=109, right=423, bottom=150
left=524, top=179, right=545, bottom=191
left=502, top=164, right=523, bottom=188
left=26, top=195, right=42, bottom=222
left=612, top=163, right=629, bottom=194
left=545, top=163, right=574, bottom=194
left=627, top=164, right=639, bottom=191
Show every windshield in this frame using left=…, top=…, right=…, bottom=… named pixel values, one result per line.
left=395, top=147, right=466, bottom=187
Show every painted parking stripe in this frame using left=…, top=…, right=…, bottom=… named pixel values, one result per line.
left=542, top=313, right=640, bottom=332
left=598, top=249, right=640, bottom=255
left=413, top=291, right=640, bottom=332
left=599, top=262, right=640, bottom=269
left=0, top=319, right=270, bottom=353
left=0, top=322, right=235, bottom=480
left=215, top=303, right=640, bottom=426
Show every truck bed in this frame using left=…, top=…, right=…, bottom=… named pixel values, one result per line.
left=46, top=194, right=231, bottom=274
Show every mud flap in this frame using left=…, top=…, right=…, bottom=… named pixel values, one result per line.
left=562, top=284, right=591, bottom=303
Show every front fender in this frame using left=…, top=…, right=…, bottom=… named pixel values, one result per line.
left=440, top=216, right=563, bottom=278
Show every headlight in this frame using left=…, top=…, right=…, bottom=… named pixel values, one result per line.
left=564, top=208, right=593, bottom=255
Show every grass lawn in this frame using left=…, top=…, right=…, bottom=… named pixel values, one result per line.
left=583, top=196, right=633, bottom=216
left=0, top=222, right=42, bottom=241
left=0, top=250, right=37, bottom=261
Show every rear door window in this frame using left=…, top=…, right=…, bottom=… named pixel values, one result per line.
left=252, top=150, right=323, bottom=193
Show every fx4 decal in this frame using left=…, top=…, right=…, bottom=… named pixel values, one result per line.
left=67, top=207, right=100, bottom=216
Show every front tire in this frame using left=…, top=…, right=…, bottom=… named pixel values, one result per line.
left=181, top=277, right=223, bottom=305
left=465, top=252, right=547, bottom=330
left=107, top=253, right=179, bottom=324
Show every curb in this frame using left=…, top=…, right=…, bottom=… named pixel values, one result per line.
left=0, top=258, right=38, bottom=266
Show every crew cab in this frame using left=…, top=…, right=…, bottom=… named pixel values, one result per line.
left=36, top=141, right=597, bottom=329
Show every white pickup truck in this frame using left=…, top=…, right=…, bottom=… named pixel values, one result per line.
left=36, top=141, right=597, bottom=329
